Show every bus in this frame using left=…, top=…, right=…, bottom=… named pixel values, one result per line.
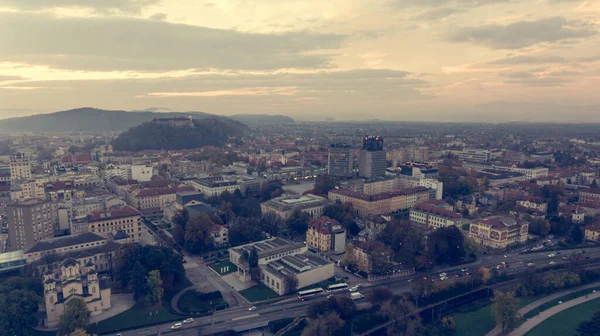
left=326, top=283, right=348, bottom=292
left=297, top=288, right=324, bottom=300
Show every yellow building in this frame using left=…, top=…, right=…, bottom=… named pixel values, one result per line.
left=43, top=258, right=111, bottom=328
left=585, top=223, right=600, bottom=242
left=87, top=206, right=142, bottom=243
left=306, top=216, right=346, bottom=254
left=469, top=215, right=528, bottom=249
left=328, top=187, right=433, bottom=216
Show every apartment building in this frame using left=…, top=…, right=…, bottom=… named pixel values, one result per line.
left=345, top=241, right=392, bottom=274
left=7, top=199, right=55, bottom=251
left=328, top=143, right=353, bottom=178
left=409, top=200, right=463, bottom=230
left=580, top=188, right=600, bottom=204
left=191, top=177, right=240, bottom=197
left=306, top=216, right=346, bottom=254
left=468, top=215, right=528, bottom=249
left=23, top=232, right=107, bottom=263
left=517, top=197, right=548, bottom=213
left=458, top=149, right=491, bottom=163
left=10, top=180, right=45, bottom=201
left=328, top=187, right=433, bottom=216
left=585, top=223, right=600, bottom=242
left=9, top=153, right=31, bottom=182
left=87, top=206, right=142, bottom=243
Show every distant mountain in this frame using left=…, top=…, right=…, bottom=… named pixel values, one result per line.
left=230, top=114, right=294, bottom=125
left=0, top=108, right=293, bottom=133
left=112, top=118, right=248, bottom=151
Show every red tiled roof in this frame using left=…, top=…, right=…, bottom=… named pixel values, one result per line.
left=413, top=203, right=461, bottom=219
left=88, top=205, right=141, bottom=222
left=45, top=181, right=74, bottom=190
left=329, top=187, right=430, bottom=202
left=308, top=216, right=340, bottom=235
left=581, top=188, right=600, bottom=195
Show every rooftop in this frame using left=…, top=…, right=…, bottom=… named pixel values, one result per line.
left=24, top=232, right=107, bottom=254
left=262, top=194, right=329, bottom=212
left=329, top=187, right=430, bottom=202
left=475, top=215, right=522, bottom=230
left=260, top=251, right=332, bottom=279
left=232, top=237, right=305, bottom=259
left=88, top=205, right=142, bottom=222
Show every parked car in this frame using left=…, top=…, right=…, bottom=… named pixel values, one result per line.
left=171, top=323, right=183, bottom=330
left=183, top=318, right=194, bottom=324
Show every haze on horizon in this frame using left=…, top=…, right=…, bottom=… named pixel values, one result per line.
left=0, top=0, right=599, bottom=122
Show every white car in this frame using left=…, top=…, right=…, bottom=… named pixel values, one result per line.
left=548, top=253, right=556, bottom=258
left=549, top=261, right=557, bottom=265
left=171, top=323, right=183, bottom=330
left=527, top=263, right=535, bottom=267
left=439, top=272, right=447, bottom=277
left=248, top=306, right=257, bottom=311
left=349, top=286, right=358, bottom=292
left=183, top=318, right=194, bottom=324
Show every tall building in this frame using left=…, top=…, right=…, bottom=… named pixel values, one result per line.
left=328, top=143, right=353, bottom=177
left=7, top=199, right=55, bottom=251
left=10, top=152, right=32, bottom=182
left=359, top=136, right=386, bottom=178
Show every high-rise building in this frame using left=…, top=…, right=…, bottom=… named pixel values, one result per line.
left=7, top=199, right=55, bottom=251
left=328, top=143, right=353, bottom=177
left=10, top=153, right=32, bottom=182
left=359, top=136, right=386, bottom=178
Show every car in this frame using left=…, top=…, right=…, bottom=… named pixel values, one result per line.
left=439, top=272, right=447, bottom=277
left=248, top=306, right=257, bottom=311
left=116, top=334, right=122, bottom=336
left=327, top=294, right=334, bottom=299
left=460, top=268, right=468, bottom=272
left=349, top=286, right=358, bottom=292
left=549, top=261, right=557, bottom=265
left=440, top=276, right=448, bottom=281
left=562, top=256, right=570, bottom=260
left=548, top=253, right=556, bottom=258
left=527, top=263, right=535, bottom=267
left=171, top=323, right=183, bottom=330
left=504, top=254, right=510, bottom=258
left=183, top=318, right=194, bottom=324
left=407, top=279, right=413, bottom=283
left=577, top=250, right=585, bottom=254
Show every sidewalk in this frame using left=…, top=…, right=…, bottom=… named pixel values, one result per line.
left=508, top=291, right=600, bottom=335
left=485, top=281, right=600, bottom=336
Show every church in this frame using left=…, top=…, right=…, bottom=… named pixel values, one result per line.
left=42, top=257, right=112, bottom=327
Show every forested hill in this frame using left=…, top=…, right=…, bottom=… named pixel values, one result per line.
left=112, top=118, right=248, bottom=151
left=0, top=108, right=294, bottom=133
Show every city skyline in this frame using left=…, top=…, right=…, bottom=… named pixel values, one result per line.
left=0, top=1, right=599, bottom=122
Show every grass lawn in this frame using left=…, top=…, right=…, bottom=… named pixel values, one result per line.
left=522, top=286, right=600, bottom=320
left=451, top=301, right=495, bottom=336
left=526, top=297, right=600, bottom=336
left=239, top=283, right=280, bottom=302
left=208, top=260, right=238, bottom=275
left=92, top=303, right=184, bottom=334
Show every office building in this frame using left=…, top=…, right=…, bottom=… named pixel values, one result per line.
left=87, top=205, right=142, bottom=243
left=7, top=199, right=55, bottom=251
left=468, top=215, right=528, bottom=249
left=458, top=149, right=491, bottom=163
left=10, top=153, right=32, bottom=182
left=409, top=200, right=463, bottom=230
left=328, top=187, right=433, bottom=216
left=328, top=143, right=353, bottom=177
left=359, top=136, right=386, bottom=178
left=261, top=194, right=330, bottom=220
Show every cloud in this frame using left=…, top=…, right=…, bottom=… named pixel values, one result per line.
left=149, top=13, right=167, bottom=21
left=412, top=7, right=463, bottom=20
left=447, top=17, right=596, bottom=49
left=0, top=12, right=345, bottom=71
left=488, top=55, right=568, bottom=64
left=0, top=75, right=24, bottom=81
left=504, top=76, right=571, bottom=86
left=0, top=0, right=159, bottom=13
left=145, top=87, right=299, bottom=98
left=396, top=0, right=512, bottom=8
left=500, top=71, right=536, bottom=78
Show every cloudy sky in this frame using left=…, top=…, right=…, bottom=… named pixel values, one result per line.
left=0, top=0, right=599, bottom=121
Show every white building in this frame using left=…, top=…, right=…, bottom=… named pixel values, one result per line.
left=131, top=164, right=154, bottom=182
left=10, top=153, right=31, bottom=182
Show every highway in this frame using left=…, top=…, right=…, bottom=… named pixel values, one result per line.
left=110, top=246, right=600, bottom=336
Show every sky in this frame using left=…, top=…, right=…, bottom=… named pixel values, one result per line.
left=0, top=0, right=599, bottom=122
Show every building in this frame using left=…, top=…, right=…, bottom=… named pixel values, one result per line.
left=211, top=224, right=229, bottom=245
left=261, top=194, right=330, bottom=220
left=192, top=177, right=240, bottom=197
left=328, top=143, right=353, bottom=178
left=229, top=237, right=333, bottom=295
left=130, top=164, right=154, bottom=182
left=458, top=149, right=491, bottom=163
left=0, top=250, right=26, bottom=275
left=409, top=201, right=464, bottom=230
left=87, top=206, right=142, bottom=243
left=306, top=216, right=346, bottom=254
left=359, top=136, right=386, bottom=179
left=10, top=180, right=46, bottom=201
left=328, top=187, right=433, bottom=216
left=345, top=241, right=392, bottom=274
left=7, top=199, right=55, bottom=251
left=42, top=258, right=111, bottom=328
left=23, top=232, right=107, bottom=263
left=517, top=198, right=548, bottom=213
left=584, top=223, right=600, bottom=242
left=580, top=189, right=600, bottom=204
left=468, top=215, right=528, bottom=249
left=126, top=185, right=194, bottom=215
left=10, top=153, right=31, bottom=182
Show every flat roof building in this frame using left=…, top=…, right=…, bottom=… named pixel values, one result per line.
left=261, top=194, right=330, bottom=220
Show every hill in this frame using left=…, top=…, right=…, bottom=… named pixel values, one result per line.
left=0, top=108, right=293, bottom=133
left=112, top=118, right=247, bottom=151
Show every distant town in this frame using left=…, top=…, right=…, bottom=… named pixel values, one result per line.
left=2, top=114, right=600, bottom=336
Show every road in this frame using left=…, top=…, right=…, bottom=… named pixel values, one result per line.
left=108, top=246, right=600, bottom=336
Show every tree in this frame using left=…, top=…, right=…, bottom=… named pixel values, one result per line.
left=260, top=211, right=284, bottom=235
left=478, top=267, right=491, bottom=283
left=129, top=260, right=148, bottom=301
left=380, top=295, right=422, bottom=336
left=369, top=287, right=393, bottom=306
left=228, top=218, right=264, bottom=246
left=184, top=214, right=215, bottom=254
left=491, top=291, right=520, bottom=332
left=145, top=270, right=164, bottom=308
left=287, top=209, right=311, bottom=234
left=313, top=175, right=336, bottom=196
left=68, top=329, right=90, bottom=336
left=577, top=311, right=600, bottom=336
left=58, top=298, right=90, bottom=336
left=570, top=226, right=583, bottom=244
left=426, top=226, right=466, bottom=265
left=0, top=289, right=41, bottom=336
left=302, top=312, right=344, bottom=336
left=248, top=248, right=259, bottom=268
left=282, top=275, right=299, bottom=294
left=528, top=218, right=551, bottom=236
left=172, top=224, right=185, bottom=246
